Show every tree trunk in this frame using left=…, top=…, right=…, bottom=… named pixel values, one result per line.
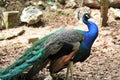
left=100, top=0, right=109, bottom=26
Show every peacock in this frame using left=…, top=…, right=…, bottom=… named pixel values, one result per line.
left=0, top=13, right=98, bottom=80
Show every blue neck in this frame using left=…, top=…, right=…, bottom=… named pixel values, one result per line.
left=82, top=18, right=98, bottom=49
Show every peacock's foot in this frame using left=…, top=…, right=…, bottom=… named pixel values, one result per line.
left=44, top=74, right=63, bottom=80
left=51, top=74, right=64, bottom=80
left=53, top=77, right=64, bottom=80
left=44, top=74, right=53, bottom=80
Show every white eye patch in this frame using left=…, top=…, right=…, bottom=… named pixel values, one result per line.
left=86, top=14, right=89, bottom=18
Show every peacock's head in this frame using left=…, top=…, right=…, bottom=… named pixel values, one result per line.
left=83, top=13, right=91, bottom=20
left=81, top=13, right=91, bottom=24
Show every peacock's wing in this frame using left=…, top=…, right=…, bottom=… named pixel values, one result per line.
left=43, top=29, right=84, bottom=73
left=44, top=29, right=84, bottom=55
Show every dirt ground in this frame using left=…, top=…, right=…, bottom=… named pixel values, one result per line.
left=0, top=9, right=120, bottom=80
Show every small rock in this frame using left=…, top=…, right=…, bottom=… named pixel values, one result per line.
left=28, top=37, right=39, bottom=43
left=0, top=29, right=25, bottom=41
left=65, top=0, right=77, bottom=8
left=2, top=11, right=19, bottom=29
left=57, top=0, right=66, bottom=5
left=84, top=0, right=100, bottom=9
left=50, top=4, right=58, bottom=11
left=109, top=7, right=120, bottom=19
left=20, top=6, right=43, bottom=25
left=57, top=8, right=74, bottom=16
left=84, top=0, right=120, bottom=8
left=110, top=0, right=120, bottom=8
left=28, top=1, right=46, bottom=10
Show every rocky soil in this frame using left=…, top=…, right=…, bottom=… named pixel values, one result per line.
left=0, top=9, right=120, bottom=80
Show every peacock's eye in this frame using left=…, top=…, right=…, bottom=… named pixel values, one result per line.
left=86, top=14, right=90, bottom=18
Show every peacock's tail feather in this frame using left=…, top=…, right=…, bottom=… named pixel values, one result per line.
left=0, top=29, right=62, bottom=79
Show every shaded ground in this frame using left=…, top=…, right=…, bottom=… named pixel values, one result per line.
left=0, top=9, right=120, bottom=80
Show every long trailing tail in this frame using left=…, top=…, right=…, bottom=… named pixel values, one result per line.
left=0, top=33, right=53, bottom=79
left=0, top=48, right=44, bottom=79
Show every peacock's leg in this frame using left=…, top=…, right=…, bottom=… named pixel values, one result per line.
left=65, top=62, right=70, bottom=80
left=51, top=73, right=57, bottom=79
left=44, top=74, right=53, bottom=80
left=69, top=61, right=74, bottom=80
left=65, top=61, right=74, bottom=80
left=50, top=73, right=64, bottom=80
left=64, top=49, right=78, bottom=80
